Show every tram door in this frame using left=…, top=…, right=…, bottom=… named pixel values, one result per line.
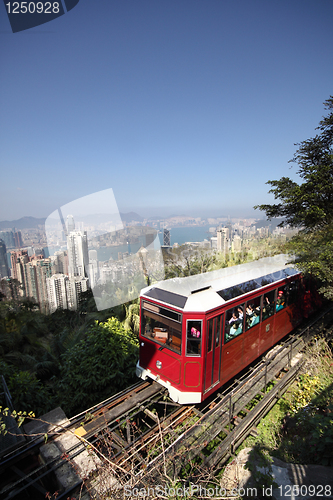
left=204, top=315, right=222, bottom=393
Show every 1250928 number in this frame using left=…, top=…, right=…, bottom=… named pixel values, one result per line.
left=278, top=485, right=332, bottom=497
left=5, top=2, right=60, bottom=13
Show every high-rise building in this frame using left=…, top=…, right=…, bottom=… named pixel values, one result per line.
left=67, top=231, right=89, bottom=278
left=24, top=256, right=53, bottom=313
left=13, top=231, right=23, bottom=248
left=47, top=274, right=69, bottom=313
left=163, top=229, right=171, bottom=247
left=52, top=251, right=69, bottom=275
left=66, top=276, right=89, bottom=310
left=232, top=235, right=242, bottom=253
left=210, top=236, right=217, bottom=249
left=217, top=228, right=230, bottom=256
left=0, top=231, right=15, bottom=249
left=66, top=214, right=75, bottom=234
left=10, top=250, right=29, bottom=296
left=88, top=250, right=99, bottom=289
left=0, top=240, right=9, bottom=278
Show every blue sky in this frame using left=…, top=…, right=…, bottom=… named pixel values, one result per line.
left=1, top=0, right=332, bottom=222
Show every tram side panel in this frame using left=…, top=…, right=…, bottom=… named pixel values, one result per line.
left=220, top=334, right=243, bottom=385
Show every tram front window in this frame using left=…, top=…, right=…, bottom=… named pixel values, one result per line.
left=186, top=320, right=202, bottom=356
left=141, top=302, right=182, bottom=354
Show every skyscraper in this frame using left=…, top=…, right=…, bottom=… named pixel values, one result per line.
left=66, top=276, right=89, bottom=310
left=67, top=231, right=89, bottom=278
left=47, top=274, right=69, bottom=313
left=217, top=228, right=230, bottom=256
left=0, top=231, right=15, bottom=249
left=10, top=250, right=29, bottom=296
left=0, top=240, right=9, bottom=278
left=66, top=214, right=75, bottom=233
left=52, top=251, right=69, bottom=275
left=163, top=229, right=171, bottom=247
left=13, top=231, right=23, bottom=248
left=24, top=256, right=53, bottom=313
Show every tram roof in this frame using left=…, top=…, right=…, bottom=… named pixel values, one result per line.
left=141, top=254, right=299, bottom=312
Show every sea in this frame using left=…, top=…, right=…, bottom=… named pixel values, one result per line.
left=47, top=225, right=215, bottom=261
left=159, top=225, right=214, bottom=246
left=96, top=226, right=214, bottom=260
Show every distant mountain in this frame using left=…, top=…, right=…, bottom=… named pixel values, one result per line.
left=0, top=216, right=46, bottom=230
left=0, top=212, right=144, bottom=230
left=253, top=218, right=285, bottom=229
left=120, top=212, right=144, bottom=222
left=146, top=215, right=165, bottom=221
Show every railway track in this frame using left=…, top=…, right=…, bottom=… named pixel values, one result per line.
left=1, top=307, right=332, bottom=499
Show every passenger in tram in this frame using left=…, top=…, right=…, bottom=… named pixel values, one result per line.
left=237, top=306, right=244, bottom=319
left=246, top=304, right=259, bottom=328
left=191, top=326, right=201, bottom=338
left=227, top=311, right=242, bottom=339
left=229, top=311, right=239, bottom=324
left=246, top=304, right=254, bottom=317
left=276, top=290, right=285, bottom=311
left=263, top=296, right=273, bottom=318
left=229, top=319, right=242, bottom=337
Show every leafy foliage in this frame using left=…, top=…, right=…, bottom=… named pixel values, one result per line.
left=286, top=224, right=333, bottom=299
left=163, top=246, right=217, bottom=278
left=124, top=300, right=140, bottom=335
left=0, top=367, right=55, bottom=416
left=0, top=291, right=138, bottom=418
left=56, top=317, right=139, bottom=416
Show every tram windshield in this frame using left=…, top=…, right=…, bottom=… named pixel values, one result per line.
left=141, top=301, right=182, bottom=354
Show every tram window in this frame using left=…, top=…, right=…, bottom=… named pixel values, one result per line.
left=186, top=320, right=202, bottom=356
left=286, top=281, right=299, bottom=305
left=141, top=309, right=182, bottom=354
left=216, top=315, right=221, bottom=347
left=245, top=296, right=261, bottom=330
left=207, top=319, right=213, bottom=353
left=276, top=286, right=286, bottom=312
left=225, top=305, right=244, bottom=343
left=262, top=290, right=275, bottom=320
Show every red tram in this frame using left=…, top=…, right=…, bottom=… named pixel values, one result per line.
left=136, top=255, right=312, bottom=404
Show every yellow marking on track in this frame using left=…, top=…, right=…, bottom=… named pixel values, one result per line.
left=74, top=426, right=87, bottom=437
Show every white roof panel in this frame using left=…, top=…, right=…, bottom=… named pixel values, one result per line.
left=141, top=254, right=297, bottom=313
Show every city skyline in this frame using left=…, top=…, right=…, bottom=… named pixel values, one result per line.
left=1, top=213, right=291, bottom=314
left=1, top=1, right=333, bottom=222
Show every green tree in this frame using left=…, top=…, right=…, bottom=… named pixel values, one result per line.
left=164, top=246, right=216, bottom=278
left=56, top=317, right=139, bottom=416
left=255, top=96, right=333, bottom=298
left=124, top=300, right=140, bottom=335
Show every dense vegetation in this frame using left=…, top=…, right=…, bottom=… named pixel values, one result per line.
left=0, top=295, right=138, bottom=417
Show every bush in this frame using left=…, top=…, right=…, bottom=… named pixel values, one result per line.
left=56, top=318, right=139, bottom=416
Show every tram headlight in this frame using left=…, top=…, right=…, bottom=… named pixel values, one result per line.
left=156, top=360, right=162, bottom=369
